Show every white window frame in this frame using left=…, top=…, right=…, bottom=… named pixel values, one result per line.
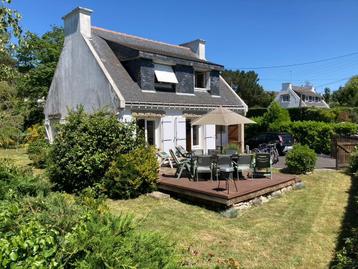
left=192, top=125, right=201, bottom=148
left=194, top=70, right=210, bottom=91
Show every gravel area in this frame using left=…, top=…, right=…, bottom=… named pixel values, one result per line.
left=273, top=154, right=336, bottom=170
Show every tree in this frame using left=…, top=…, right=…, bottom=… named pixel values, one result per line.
left=0, top=0, right=22, bottom=82
left=0, top=0, right=22, bottom=52
left=323, top=87, right=331, bottom=103
left=332, top=76, right=358, bottom=107
left=15, top=26, right=64, bottom=127
left=222, top=69, right=274, bottom=108
left=263, top=101, right=290, bottom=128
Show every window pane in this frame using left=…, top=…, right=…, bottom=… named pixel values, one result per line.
left=195, top=72, right=206, bottom=88
left=193, top=125, right=199, bottom=146
left=147, top=120, right=155, bottom=145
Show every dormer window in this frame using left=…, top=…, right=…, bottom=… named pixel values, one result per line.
left=194, top=71, right=209, bottom=89
left=154, top=64, right=178, bottom=92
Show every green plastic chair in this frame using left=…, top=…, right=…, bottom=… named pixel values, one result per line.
left=253, top=153, right=272, bottom=179
left=169, top=149, right=193, bottom=180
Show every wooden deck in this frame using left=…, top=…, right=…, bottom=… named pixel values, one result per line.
left=158, top=169, right=300, bottom=206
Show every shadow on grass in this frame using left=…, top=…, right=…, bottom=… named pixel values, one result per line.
left=329, top=174, right=358, bottom=268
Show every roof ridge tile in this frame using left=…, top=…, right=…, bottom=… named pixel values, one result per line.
left=92, top=26, right=192, bottom=51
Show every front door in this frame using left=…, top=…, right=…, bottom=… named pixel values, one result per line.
left=228, top=125, right=239, bottom=145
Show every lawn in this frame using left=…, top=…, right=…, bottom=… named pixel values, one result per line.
left=0, top=147, right=43, bottom=175
left=108, top=171, right=351, bottom=268
left=0, top=148, right=352, bottom=268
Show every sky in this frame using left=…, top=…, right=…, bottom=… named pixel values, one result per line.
left=10, top=0, right=358, bottom=93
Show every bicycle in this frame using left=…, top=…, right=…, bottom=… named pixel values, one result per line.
left=252, top=143, right=279, bottom=164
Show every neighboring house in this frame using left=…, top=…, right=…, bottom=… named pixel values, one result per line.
left=44, top=7, right=247, bottom=153
left=273, top=82, right=329, bottom=109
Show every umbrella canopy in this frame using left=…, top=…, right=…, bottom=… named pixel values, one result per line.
left=192, top=106, right=256, bottom=126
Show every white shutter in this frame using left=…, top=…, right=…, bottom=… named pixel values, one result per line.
left=204, top=124, right=216, bottom=152
left=175, top=117, right=186, bottom=149
left=161, top=117, right=174, bottom=153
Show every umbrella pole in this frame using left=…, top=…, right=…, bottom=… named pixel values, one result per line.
left=220, top=125, right=223, bottom=153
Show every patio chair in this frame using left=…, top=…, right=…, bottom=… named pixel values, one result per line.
left=169, top=149, right=193, bottom=180
left=194, top=155, right=214, bottom=181
left=233, top=154, right=254, bottom=179
left=157, top=151, right=173, bottom=168
left=175, top=145, right=189, bottom=158
left=253, top=153, right=272, bottom=179
left=215, top=155, right=237, bottom=193
left=192, top=149, right=204, bottom=156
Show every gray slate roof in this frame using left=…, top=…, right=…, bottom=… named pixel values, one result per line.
left=92, top=27, right=211, bottom=64
left=90, top=28, right=245, bottom=110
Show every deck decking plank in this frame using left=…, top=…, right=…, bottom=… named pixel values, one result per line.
left=158, top=170, right=299, bottom=206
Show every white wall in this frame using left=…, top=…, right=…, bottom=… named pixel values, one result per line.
left=44, top=33, right=121, bottom=130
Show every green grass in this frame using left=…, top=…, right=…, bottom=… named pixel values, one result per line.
left=0, top=148, right=351, bottom=268
left=0, top=147, right=44, bottom=175
left=108, top=171, right=351, bottom=268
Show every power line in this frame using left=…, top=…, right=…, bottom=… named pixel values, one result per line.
left=315, top=77, right=351, bottom=88
left=237, top=52, right=358, bottom=70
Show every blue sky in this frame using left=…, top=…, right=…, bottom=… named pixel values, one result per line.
left=11, top=0, right=358, bottom=93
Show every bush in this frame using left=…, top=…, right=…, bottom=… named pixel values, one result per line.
left=0, top=111, right=24, bottom=148
left=47, top=108, right=143, bottom=193
left=285, top=144, right=317, bottom=174
left=25, top=123, right=46, bottom=143
left=103, top=146, right=159, bottom=199
left=349, top=146, right=358, bottom=176
left=0, top=192, right=178, bottom=268
left=262, top=102, right=290, bottom=129
left=0, top=159, right=51, bottom=199
left=28, top=139, right=50, bottom=168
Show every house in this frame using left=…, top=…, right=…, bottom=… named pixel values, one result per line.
left=44, top=7, right=248, bottom=153
left=273, top=82, right=329, bottom=109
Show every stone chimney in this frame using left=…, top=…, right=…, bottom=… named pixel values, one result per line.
left=62, top=7, right=93, bottom=38
left=180, top=39, right=206, bottom=60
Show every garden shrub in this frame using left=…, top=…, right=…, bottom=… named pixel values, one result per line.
left=0, top=192, right=178, bottom=268
left=333, top=122, right=358, bottom=136
left=285, top=144, right=317, bottom=174
left=0, top=111, right=24, bottom=148
left=28, top=138, right=50, bottom=168
left=47, top=108, right=143, bottom=193
left=0, top=159, right=51, bottom=199
left=103, top=146, right=159, bottom=199
left=262, top=101, right=290, bottom=129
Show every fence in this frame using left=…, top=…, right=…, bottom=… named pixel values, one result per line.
left=332, top=136, right=358, bottom=169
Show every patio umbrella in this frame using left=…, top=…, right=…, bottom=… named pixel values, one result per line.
left=192, top=106, right=256, bottom=152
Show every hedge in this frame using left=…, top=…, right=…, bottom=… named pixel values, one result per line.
left=269, top=121, right=358, bottom=154
left=287, top=107, right=358, bottom=123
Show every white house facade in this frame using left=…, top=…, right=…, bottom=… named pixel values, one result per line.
left=44, top=7, right=248, bottom=153
left=273, top=82, right=329, bottom=109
